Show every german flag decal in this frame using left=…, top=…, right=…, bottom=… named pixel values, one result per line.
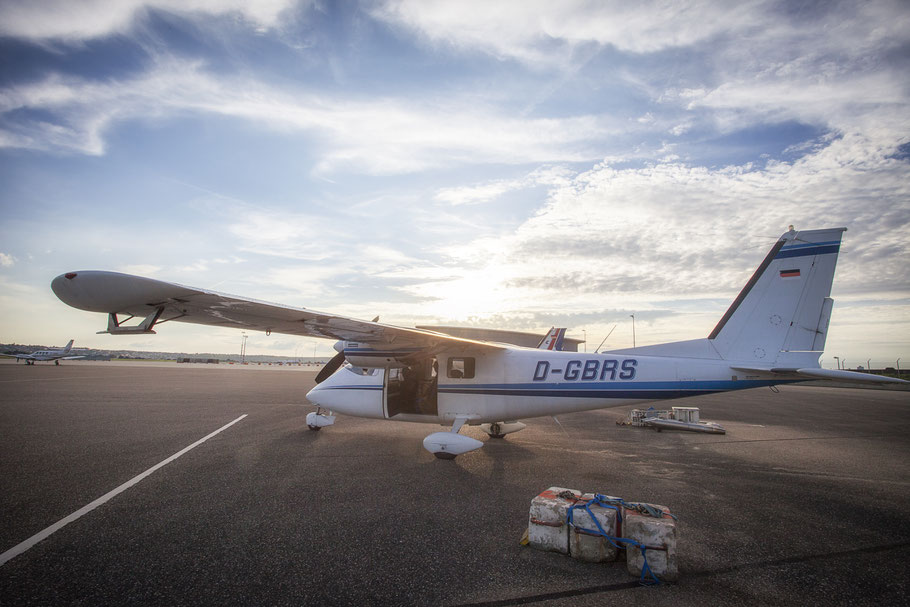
left=780, top=268, right=801, bottom=278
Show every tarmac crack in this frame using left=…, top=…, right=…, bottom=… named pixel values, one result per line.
left=686, top=540, right=910, bottom=577
left=691, top=434, right=895, bottom=445
left=451, top=541, right=910, bottom=606
left=449, top=580, right=642, bottom=606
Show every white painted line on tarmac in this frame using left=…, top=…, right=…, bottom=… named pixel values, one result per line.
left=0, top=414, right=248, bottom=567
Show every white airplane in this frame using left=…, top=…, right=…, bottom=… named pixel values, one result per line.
left=51, top=227, right=905, bottom=458
left=537, top=327, right=567, bottom=351
left=4, top=340, right=84, bottom=365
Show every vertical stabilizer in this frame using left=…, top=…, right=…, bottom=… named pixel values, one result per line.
left=537, top=327, right=567, bottom=351
left=63, top=339, right=74, bottom=353
left=709, top=227, right=846, bottom=365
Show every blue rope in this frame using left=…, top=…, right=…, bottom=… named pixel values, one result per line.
left=566, top=494, right=666, bottom=586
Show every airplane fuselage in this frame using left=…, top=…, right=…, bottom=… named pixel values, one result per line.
left=306, top=348, right=783, bottom=425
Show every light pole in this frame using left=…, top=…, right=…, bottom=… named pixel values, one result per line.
left=582, top=329, right=587, bottom=353
left=630, top=314, right=636, bottom=348
left=866, top=359, right=871, bottom=372
left=833, top=356, right=840, bottom=370
left=241, top=332, right=248, bottom=363
left=898, top=358, right=901, bottom=378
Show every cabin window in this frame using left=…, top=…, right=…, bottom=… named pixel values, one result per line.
left=447, top=357, right=475, bottom=379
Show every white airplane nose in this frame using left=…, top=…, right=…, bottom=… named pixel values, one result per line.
left=305, top=384, right=324, bottom=406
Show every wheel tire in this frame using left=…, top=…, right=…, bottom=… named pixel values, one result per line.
left=308, top=425, right=321, bottom=431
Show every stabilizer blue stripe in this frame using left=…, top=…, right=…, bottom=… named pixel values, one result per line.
left=775, top=244, right=840, bottom=259
left=779, top=240, right=841, bottom=250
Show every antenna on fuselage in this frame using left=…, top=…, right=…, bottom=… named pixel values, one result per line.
left=594, top=325, right=617, bottom=353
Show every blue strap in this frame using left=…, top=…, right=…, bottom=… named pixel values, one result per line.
left=566, top=494, right=664, bottom=585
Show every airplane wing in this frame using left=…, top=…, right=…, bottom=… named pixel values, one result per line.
left=51, top=271, right=504, bottom=351
left=732, top=366, right=908, bottom=385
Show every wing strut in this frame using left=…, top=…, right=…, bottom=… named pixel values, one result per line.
left=98, top=307, right=165, bottom=335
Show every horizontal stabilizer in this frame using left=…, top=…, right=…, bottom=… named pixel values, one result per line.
left=733, top=366, right=908, bottom=385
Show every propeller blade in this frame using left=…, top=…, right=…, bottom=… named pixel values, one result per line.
left=315, top=351, right=346, bottom=384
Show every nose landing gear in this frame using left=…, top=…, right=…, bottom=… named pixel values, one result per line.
left=306, top=407, right=336, bottom=431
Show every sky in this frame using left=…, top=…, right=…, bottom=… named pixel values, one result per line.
left=0, top=0, right=908, bottom=368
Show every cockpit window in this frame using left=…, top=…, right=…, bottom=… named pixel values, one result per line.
left=343, top=362, right=376, bottom=376
left=446, top=357, right=475, bottom=379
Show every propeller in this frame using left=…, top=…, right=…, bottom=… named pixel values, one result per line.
left=314, top=316, right=380, bottom=384
left=315, top=351, right=345, bottom=384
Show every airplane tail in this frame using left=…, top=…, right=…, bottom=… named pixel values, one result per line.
left=63, top=339, right=74, bottom=353
left=537, top=327, right=567, bottom=350
left=708, top=227, right=846, bottom=366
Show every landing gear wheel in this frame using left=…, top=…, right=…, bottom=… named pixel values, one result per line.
left=489, top=423, right=505, bottom=439
left=308, top=425, right=321, bottom=431
left=433, top=452, right=457, bottom=460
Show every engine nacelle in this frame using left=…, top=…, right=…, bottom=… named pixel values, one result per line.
left=337, top=341, right=422, bottom=369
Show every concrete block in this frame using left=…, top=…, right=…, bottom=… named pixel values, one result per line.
left=528, top=487, right=580, bottom=554
left=623, top=503, right=678, bottom=582
left=568, top=494, right=619, bottom=562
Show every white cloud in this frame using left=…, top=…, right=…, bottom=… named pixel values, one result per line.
left=375, top=1, right=910, bottom=67
left=375, top=1, right=910, bottom=142
left=0, top=0, right=299, bottom=41
left=433, top=165, right=573, bottom=206
left=399, top=131, right=910, bottom=352
left=0, top=58, right=617, bottom=173
left=373, top=0, right=771, bottom=64
left=0, top=253, right=15, bottom=267
left=118, top=264, right=163, bottom=276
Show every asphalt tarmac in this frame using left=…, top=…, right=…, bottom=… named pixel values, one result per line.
left=0, top=360, right=908, bottom=606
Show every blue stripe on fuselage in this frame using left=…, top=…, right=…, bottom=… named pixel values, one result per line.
left=438, top=379, right=794, bottom=399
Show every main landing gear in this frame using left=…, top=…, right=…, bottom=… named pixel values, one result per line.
left=422, top=419, right=528, bottom=459
left=423, top=417, right=483, bottom=459
left=479, top=421, right=526, bottom=439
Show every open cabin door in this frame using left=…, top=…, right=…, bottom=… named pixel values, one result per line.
left=384, top=357, right=438, bottom=418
